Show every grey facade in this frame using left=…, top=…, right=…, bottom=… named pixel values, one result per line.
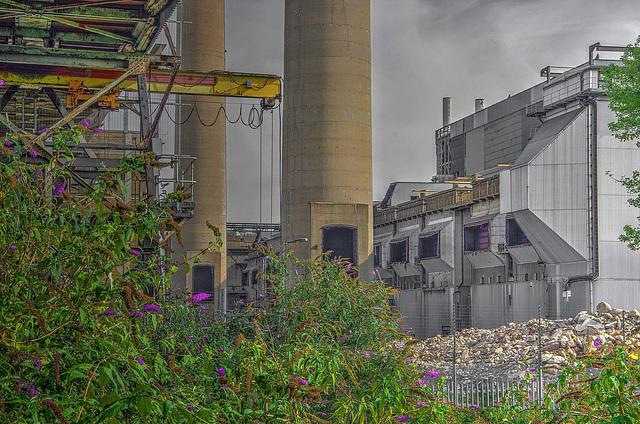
left=376, top=44, right=640, bottom=338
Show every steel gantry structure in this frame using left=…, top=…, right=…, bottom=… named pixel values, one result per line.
left=0, top=0, right=280, bottom=207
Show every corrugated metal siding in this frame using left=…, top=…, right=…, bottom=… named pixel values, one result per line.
left=527, top=109, right=589, bottom=259
left=596, top=99, right=640, bottom=291
left=465, top=127, right=485, bottom=176
left=484, top=110, right=522, bottom=169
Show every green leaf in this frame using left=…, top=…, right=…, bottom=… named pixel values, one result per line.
left=51, top=263, right=62, bottom=285
left=137, top=396, right=152, bottom=416
left=100, top=391, right=121, bottom=408
left=185, top=263, right=191, bottom=274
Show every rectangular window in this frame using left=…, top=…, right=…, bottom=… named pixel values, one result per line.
left=373, top=244, right=381, bottom=266
left=506, top=218, right=529, bottom=246
left=464, top=222, right=490, bottom=252
left=192, top=265, right=214, bottom=299
left=390, top=240, right=407, bottom=263
left=419, top=233, right=439, bottom=259
left=323, top=226, right=357, bottom=263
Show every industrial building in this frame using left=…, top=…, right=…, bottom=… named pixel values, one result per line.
left=372, top=43, right=640, bottom=338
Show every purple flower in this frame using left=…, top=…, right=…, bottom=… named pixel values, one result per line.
left=188, top=335, right=194, bottom=339
left=471, top=405, right=479, bottom=409
left=525, top=367, right=536, bottom=373
left=21, top=384, right=38, bottom=397
left=9, top=246, right=16, bottom=251
left=53, top=181, right=67, bottom=196
left=130, top=311, right=143, bottom=319
left=82, top=119, right=90, bottom=127
left=3, top=139, right=14, bottom=147
left=39, top=127, right=50, bottom=133
left=417, top=402, right=429, bottom=407
left=135, top=357, right=146, bottom=365
left=0, top=79, right=3, bottom=86
left=217, top=368, right=225, bottom=377
left=100, top=308, right=118, bottom=316
left=425, top=371, right=441, bottom=378
left=29, top=150, right=37, bottom=158
left=298, top=379, right=309, bottom=386
left=128, top=249, right=141, bottom=258
left=594, top=338, right=602, bottom=348
left=33, top=360, right=42, bottom=368
left=372, top=307, right=383, bottom=311
left=396, top=415, right=409, bottom=422
left=200, top=306, right=206, bottom=310
left=92, top=127, right=103, bottom=133
left=189, top=293, right=211, bottom=304
left=142, top=304, right=160, bottom=313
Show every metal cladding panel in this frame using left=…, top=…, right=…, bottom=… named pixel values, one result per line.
left=465, top=251, right=504, bottom=269
left=509, top=166, right=528, bottom=212
left=507, top=245, right=540, bottom=264
left=450, top=134, right=465, bottom=176
left=596, top=99, right=640, bottom=284
left=391, top=226, right=419, bottom=242
left=421, top=219, right=452, bottom=235
left=512, top=209, right=586, bottom=266
left=450, top=120, right=464, bottom=138
left=500, top=168, right=512, bottom=214
left=392, top=263, right=421, bottom=277
left=465, top=127, right=485, bottom=176
left=420, top=258, right=453, bottom=273
left=513, top=109, right=582, bottom=167
left=373, top=267, right=393, bottom=280
left=527, top=109, right=589, bottom=259
left=594, top=279, right=640, bottom=311
left=473, top=108, right=488, bottom=128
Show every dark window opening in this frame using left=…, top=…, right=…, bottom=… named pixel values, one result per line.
left=373, top=244, right=381, bottom=267
left=390, top=240, right=407, bottom=263
left=252, top=269, right=258, bottom=285
left=192, top=265, right=214, bottom=299
left=464, top=222, right=490, bottom=252
left=242, top=272, right=249, bottom=286
left=506, top=218, right=529, bottom=246
left=419, top=233, right=439, bottom=259
left=323, top=226, right=357, bottom=263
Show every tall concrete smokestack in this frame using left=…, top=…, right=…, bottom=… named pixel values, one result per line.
left=282, top=0, right=372, bottom=273
left=443, top=97, right=452, bottom=126
left=475, top=98, right=484, bottom=112
left=175, top=0, right=226, bottom=309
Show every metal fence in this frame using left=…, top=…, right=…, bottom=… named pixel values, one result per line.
left=428, top=377, right=549, bottom=408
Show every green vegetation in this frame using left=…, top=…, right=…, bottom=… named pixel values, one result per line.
left=602, top=36, right=640, bottom=250
left=2, top=130, right=640, bottom=423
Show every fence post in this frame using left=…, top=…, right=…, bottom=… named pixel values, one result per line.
left=537, top=304, right=543, bottom=405
left=453, top=302, right=458, bottom=406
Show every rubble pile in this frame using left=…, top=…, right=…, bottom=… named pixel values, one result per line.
left=410, top=302, right=640, bottom=381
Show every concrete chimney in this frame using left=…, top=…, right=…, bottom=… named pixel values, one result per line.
left=475, top=98, right=485, bottom=112
left=282, top=0, right=373, bottom=274
left=174, top=0, right=226, bottom=309
left=443, top=97, right=452, bottom=126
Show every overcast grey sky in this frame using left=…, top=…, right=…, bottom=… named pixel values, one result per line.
left=223, top=0, right=640, bottom=223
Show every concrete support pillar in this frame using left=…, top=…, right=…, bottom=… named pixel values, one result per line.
left=175, top=0, right=226, bottom=309
left=282, top=0, right=373, bottom=274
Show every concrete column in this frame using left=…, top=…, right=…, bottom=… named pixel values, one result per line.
left=175, top=0, right=226, bottom=309
left=282, top=0, right=373, bottom=273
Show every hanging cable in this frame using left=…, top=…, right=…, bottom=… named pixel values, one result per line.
left=270, top=109, right=274, bottom=223
left=259, top=118, right=263, bottom=225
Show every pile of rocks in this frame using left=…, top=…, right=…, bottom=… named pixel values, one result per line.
left=410, top=302, right=640, bottom=381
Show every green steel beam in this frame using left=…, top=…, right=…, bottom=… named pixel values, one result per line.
left=0, top=44, right=178, bottom=69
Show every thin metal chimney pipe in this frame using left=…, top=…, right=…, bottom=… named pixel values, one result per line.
left=475, top=98, right=484, bottom=112
left=443, top=97, right=452, bottom=127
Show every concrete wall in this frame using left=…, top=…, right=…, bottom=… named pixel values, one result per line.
left=282, top=0, right=373, bottom=269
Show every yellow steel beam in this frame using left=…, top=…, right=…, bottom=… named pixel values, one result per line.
left=0, top=65, right=281, bottom=99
